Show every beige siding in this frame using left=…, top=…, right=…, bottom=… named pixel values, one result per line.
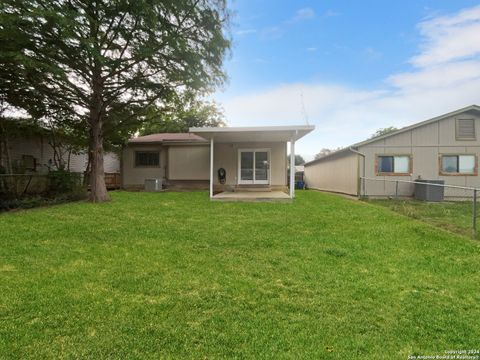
left=122, top=141, right=287, bottom=190
left=304, top=152, right=359, bottom=195
left=122, top=145, right=167, bottom=186
left=213, top=141, right=287, bottom=188
left=168, top=145, right=210, bottom=180
left=304, top=110, right=480, bottom=198
left=359, top=111, right=480, bottom=197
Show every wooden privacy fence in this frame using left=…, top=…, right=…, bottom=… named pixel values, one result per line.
left=104, top=172, right=121, bottom=189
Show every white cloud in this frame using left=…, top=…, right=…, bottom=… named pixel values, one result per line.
left=260, top=7, right=316, bottom=40
left=219, top=5, right=480, bottom=160
left=411, top=5, right=480, bottom=67
left=291, top=7, right=315, bottom=22
left=260, top=26, right=283, bottom=40
left=363, top=47, right=382, bottom=61
left=323, top=10, right=340, bottom=18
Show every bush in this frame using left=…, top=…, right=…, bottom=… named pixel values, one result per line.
left=0, top=192, right=86, bottom=212
left=47, top=170, right=83, bottom=195
left=0, top=170, right=87, bottom=212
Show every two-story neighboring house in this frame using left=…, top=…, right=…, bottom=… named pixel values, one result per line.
left=304, top=105, right=480, bottom=198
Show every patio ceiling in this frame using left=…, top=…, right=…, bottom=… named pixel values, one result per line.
left=189, top=125, right=315, bottom=143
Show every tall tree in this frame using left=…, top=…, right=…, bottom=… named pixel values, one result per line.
left=0, top=0, right=230, bottom=202
left=369, top=126, right=398, bottom=139
left=314, top=148, right=342, bottom=160
left=287, top=154, right=306, bottom=167
left=140, top=96, right=225, bottom=135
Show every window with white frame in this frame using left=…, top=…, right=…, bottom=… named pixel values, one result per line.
left=377, top=155, right=411, bottom=175
left=441, top=155, right=476, bottom=175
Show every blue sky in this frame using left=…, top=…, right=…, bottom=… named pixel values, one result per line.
left=216, top=1, right=480, bottom=159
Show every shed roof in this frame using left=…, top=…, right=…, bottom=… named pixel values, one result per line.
left=304, top=104, right=480, bottom=167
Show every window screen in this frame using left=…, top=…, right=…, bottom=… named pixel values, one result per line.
left=22, top=155, right=36, bottom=171
left=135, top=152, right=160, bottom=167
left=377, top=155, right=410, bottom=174
left=456, top=119, right=476, bottom=140
left=441, top=155, right=475, bottom=174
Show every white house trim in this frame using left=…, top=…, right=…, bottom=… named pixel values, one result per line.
left=210, top=137, right=214, bottom=198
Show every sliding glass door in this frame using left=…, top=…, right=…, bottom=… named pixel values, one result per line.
left=238, top=149, right=270, bottom=184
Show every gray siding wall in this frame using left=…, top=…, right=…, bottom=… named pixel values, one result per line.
left=304, top=152, right=359, bottom=195
left=360, top=111, right=480, bottom=197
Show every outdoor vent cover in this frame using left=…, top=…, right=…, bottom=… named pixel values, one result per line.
left=456, top=119, right=476, bottom=140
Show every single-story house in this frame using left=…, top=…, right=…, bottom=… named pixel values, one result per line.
left=122, top=125, right=315, bottom=199
left=304, top=105, right=480, bottom=198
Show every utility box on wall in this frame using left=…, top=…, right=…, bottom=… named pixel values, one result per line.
left=144, top=178, right=163, bottom=192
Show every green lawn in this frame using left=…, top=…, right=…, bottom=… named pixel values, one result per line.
left=1, top=191, right=479, bottom=359
left=369, top=199, right=476, bottom=238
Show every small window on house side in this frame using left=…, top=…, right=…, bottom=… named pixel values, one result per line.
left=456, top=119, right=476, bottom=140
left=135, top=152, right=160, bottom=167
left=22, top=155, right=36, bottom=171
left=377, top=155, right=411, bottom=175
left=441, top=155, right=476, bottom=175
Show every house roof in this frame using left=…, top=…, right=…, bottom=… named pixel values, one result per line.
left=128, top=133, right=208, bottom=144
left=304, top=104, right=480, bottom=167
left=189, top=125, right=315, bottom=143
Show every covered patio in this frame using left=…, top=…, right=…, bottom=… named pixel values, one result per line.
left=189, top=125, right=315, bottom=200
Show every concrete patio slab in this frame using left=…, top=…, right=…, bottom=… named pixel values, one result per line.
left=212, top=191, right=291, bottom=202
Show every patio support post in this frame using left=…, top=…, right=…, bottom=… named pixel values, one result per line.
left=210, top=137, right=214, bottom=199
left=290, top=136, right=295, bottom=198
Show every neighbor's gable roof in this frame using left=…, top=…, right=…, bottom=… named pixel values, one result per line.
left=129, top=133, right=208, bottom=144
left=305, top=104, right=480, bottom=167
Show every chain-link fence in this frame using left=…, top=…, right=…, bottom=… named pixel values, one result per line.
left=0, top=173, right=86, bottom=196
left=360, top=177, right=479, bottom=239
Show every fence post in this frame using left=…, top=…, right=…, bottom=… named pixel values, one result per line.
left=472, top=189, right=477, bottom=239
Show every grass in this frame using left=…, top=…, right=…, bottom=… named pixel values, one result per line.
left=368, top=199, right=476, bottom=238
left=1, top=190, right=480, bottom=359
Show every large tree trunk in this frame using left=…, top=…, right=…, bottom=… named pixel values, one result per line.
left=88, top=78, right=109, bottom=203
left=89, top=115, right=109, bottom=202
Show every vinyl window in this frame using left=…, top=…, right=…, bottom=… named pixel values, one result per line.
left=377, top=155, right=411, bottom=175
left=441, top=155, right=476, bottom=175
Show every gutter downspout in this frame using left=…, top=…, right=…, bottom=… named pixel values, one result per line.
left=349, top=147, right=365, bottom=198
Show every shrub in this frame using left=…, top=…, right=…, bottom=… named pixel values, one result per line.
left=47, top=170, right=84, bottom=196
left=0, top=170, right=87, bottom=212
